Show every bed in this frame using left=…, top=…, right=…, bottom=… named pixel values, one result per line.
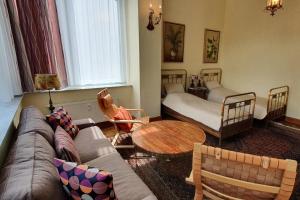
left=161, top=69, right=256, bottom=146
left=200, top=68, right=289, bottom=121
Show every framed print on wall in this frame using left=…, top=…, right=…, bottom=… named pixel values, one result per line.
left=203, top=29, right=220, bottom=63
left=163, top=21, right=185, bottom=62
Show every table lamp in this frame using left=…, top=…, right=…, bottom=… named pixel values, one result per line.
left=34, top=74, right=61, bottom=113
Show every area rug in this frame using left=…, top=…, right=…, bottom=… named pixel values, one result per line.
left=106, top=127, right=300, bottom=200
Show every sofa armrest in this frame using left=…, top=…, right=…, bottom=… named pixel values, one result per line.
left=73, top=118, right=95, bottom=130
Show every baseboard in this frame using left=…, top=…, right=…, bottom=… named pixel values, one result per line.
left=97, top=116, right=162, bottom=129
left=285, top=117, right=300, bottom=126
left=150, top=116, right=162, bottom=122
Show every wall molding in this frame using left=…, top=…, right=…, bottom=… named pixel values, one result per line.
left=285, top=117, right=300, bottom=127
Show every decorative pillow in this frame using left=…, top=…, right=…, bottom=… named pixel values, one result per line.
left=55, top=126, right=81, bottom=164
left=164, top=83, right=185, bottom=94
left=54, top=158, right=117, bottom=200
left=113, top=106, right=133, bottom=133
left=205, top=80, right=221, bottom=90
left=46, top=107, right=79, bottom=138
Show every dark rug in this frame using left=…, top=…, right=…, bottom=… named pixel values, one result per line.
left=108, top=127, right=300, bottom=200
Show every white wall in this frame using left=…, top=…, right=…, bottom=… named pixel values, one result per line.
left=222, top=0, right=300, bottom=118
left=126, top=0, right=141, bottom=109
left=162, top=0, right=226, bottom=76
left=138, top=0, right=162, bottom=117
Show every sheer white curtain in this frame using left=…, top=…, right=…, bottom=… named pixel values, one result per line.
left=0, top=0, right=22, bottom=102
left=56, top=0, right=127, bottom=86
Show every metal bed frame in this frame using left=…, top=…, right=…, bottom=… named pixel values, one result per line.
left=161, top=69, right=256, bottom=146
left=200, top=68, right=289, bottom=121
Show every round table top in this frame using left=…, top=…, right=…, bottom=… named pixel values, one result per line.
left=132, top=120, right=206, bottom=156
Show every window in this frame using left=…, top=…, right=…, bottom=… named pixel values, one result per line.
left=0, top=0, right=22, bottom=102
left=56, top=0, right=127, bottom=87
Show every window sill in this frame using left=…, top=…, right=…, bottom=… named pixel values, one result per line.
left=0, top=96, right=23, bottom=147
left=24, top=83, right=132, bottom=94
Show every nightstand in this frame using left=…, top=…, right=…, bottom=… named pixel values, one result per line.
left=187, top=87, right=208, bottom=100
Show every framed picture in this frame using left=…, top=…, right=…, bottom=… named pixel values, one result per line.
left=163, top=21, right=185, bottom=62
left=203, top=29, right=220, bottom=63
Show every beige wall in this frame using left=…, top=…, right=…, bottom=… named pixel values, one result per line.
left=222, top=0, right=300, bottom=118
left=22, top=86, right=133, bottom=116
left=139, top=0, right=162, bottom=117
left=162, top=0, right=226, bottom=76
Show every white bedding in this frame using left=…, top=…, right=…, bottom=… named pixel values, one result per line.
left=207, top=87, right=267, bottom=120
left=162, top=93, right=223, bottom=131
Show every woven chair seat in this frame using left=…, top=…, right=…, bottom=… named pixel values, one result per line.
left=186, top=143, right=297, bottom=200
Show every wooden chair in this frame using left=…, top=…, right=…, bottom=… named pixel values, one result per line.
left=186, top=143, right=297, bottom=200
left=97, top=89, right=149, bottom=149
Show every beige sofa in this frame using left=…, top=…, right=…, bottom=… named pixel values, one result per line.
left=0, top=106, right=157, bottom=200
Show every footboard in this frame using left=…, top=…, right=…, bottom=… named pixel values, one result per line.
left=266, top=86, right=289, bottom=121
left=220, top=92, right=256, bottom=144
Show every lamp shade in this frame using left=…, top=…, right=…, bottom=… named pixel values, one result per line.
left=34, top=74, right=61, bottom=90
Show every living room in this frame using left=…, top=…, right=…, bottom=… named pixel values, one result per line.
left=0, top=0, right=300, bottom=199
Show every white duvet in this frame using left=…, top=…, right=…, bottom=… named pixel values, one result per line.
left=162, top=93, right=224, bottom=131
left=208, top=87, right=267, bottom=120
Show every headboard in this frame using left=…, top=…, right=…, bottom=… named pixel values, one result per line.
left=161, top=69, right=187, bottom=97
left=200, top=68, right=222, bottom=84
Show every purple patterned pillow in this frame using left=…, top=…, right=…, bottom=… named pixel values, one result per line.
left=46, top=107, right=79, bottom=138
left=54, top=158, right=117, bottom=200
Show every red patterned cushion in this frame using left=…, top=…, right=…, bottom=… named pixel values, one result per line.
left=55, top=126, right=81, bottom=164
left=113, top=107, right=133, bottom=133
left=46, top=107, right=79, bottom=138
left=54, top=158, right=117, bottom=200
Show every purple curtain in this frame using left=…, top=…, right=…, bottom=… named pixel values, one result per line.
left=6, top=0, right=67, bottom=91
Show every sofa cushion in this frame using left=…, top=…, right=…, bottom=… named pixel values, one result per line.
left=55, top=126, right=81, bottom=163
left=54, top=158, right=117, bottom=200
left=18, top=106, right=55, bottom=145
left=0, top=133, right=66, bottom=200
left=74, top=126, right=117, bottom=163
left=86, top=153, right=157, bottom=200
left=46, top=107, right=79, bottom=139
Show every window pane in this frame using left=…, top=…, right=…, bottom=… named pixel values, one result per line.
left=56, top=0, right=127, bottom=86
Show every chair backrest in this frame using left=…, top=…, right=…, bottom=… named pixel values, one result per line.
left=97, top=89, right=119, bottom=119
left=190, top=143, right=297, bottom=200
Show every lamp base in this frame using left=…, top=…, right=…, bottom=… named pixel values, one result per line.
left=48, top=90, right=55, bottom=113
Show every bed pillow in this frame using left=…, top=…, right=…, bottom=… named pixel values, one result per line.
left=54, top=158, right=117, bottom=200
left=46, top=107, right=79, bottom=139
left=113, top=106, right=133, bottom=133
left=165, top=83, right=185, bottom=94
left=55, top=126, right=81, bottom=164
left=205, top=80, right=221, bottom=90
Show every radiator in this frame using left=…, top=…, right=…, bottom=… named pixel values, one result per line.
left=55, top=100, right=110, bottom=123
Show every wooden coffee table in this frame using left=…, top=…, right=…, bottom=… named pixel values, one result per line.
left=132, top=120, right=206, bottom=157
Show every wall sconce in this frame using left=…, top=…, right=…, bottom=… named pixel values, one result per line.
left=266, top=0, right=283, bottom=16
left=147, top=1, right=162, bottom=31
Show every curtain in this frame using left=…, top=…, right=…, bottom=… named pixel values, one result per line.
left=6, top=0, right=68, bottom=91
left=0, top=0, right=22, bottom=102
left=56, top=0, right=127, bottom=86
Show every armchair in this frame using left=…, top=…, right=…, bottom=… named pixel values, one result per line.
left=97, top=89, right=149, bottom=149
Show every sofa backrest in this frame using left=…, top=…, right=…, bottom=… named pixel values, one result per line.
left=0, top=106, right=66, bottom=200
left=17, top=106, right=55, bottom=145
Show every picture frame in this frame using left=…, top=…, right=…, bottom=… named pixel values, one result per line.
left=203, top=29, right=220, bottom=63
left=163, top=21, right=185, bottom=62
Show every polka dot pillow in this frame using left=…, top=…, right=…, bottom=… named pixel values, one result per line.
left=54, top=158, right=117, bottom=200
left=46, top=107, right=79, bottom=138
